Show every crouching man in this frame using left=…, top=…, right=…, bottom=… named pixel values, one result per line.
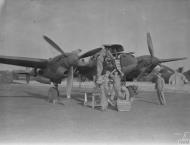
left=116, top=82, right=131, bottom=111
left=120, top=82, right=130, bottom=101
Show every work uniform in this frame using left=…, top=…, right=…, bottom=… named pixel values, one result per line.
left=96, top=75, right=108, bottom=111
left=169, top=71, right=188, bottom=86
left=155, top=74, right=166, bottom=105
left=110, top=72, right=123, bottom=100
left=102, top=71, right=110, bottom=90
left=107, top=82, right=115, bottom=101
left=100, top=83, right=108, bottom=111
left=96, top=48, right=106, bottom=79
left=103, top=72, right=116, bottom=107
left=121, top=85, right=130, bottom=101
left=96, top=47, right=114, bottom=80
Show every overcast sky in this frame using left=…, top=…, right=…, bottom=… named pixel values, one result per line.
left=0, top=0, right=189, bottom=70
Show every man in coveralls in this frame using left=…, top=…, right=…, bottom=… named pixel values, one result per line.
left=96, top=46, right=114, bottom=81
left=155, top=73, right=166, bottom=105
left=96, top=75, right=108, bottom=111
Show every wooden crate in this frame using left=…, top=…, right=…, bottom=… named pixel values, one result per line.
left=117, top=99, right=131, bottom=111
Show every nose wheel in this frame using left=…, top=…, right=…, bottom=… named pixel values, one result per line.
left=48, top=84, right=60, bottom=104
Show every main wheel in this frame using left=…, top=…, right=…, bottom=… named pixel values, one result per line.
left=48, top=87, right=59, bottom=104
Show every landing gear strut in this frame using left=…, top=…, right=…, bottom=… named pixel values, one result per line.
left=48, top=83, right=60, bottom=104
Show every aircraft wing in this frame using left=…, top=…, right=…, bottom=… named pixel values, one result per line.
left=0, top=55, right=48, bottom=68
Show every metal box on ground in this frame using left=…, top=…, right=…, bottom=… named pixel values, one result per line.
left=117, top=99, right=131, bottom=111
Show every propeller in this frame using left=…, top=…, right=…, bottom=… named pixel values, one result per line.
left=43, top=35, right=102, bottom=59
left=43, top=35, right=65, bottom=55
left=43, top=35, right=103, bottom=98
left=136, top=32, right=187, bottom=81
left=147, top=32, right=154, bottom=57
left=66, top=66, right=73, bottom=99
left=65, top=48, right=102, bottom=98
left=146, top=32, right=187, bottom=64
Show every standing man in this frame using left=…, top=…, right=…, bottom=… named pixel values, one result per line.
left=96, top=75, right=108, bottom=111
left=155, top=73, right=166, bottom=105
left=96, top=46, right=114, bottom=81
left=110, top=71, right=122, bottom=100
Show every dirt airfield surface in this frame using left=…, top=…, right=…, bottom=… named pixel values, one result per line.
left=0, top=82, right=190, bottom=145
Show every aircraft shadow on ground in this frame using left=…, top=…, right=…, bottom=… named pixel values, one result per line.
left=24, top=91, right=48, bottom=101
left=134, top=96, right=159, bottom=105
left=0, top=91, right=48, bottom=101
left=0, top=90, right=160, bottom=106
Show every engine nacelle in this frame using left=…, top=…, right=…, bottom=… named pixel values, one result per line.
left=34, top=76, right=51, bottom=84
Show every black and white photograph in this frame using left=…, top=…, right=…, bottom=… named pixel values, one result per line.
left=0, top=0, right=190, bottom=145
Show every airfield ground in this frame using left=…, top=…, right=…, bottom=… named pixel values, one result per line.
left=0, top=81, right=190, bottom=144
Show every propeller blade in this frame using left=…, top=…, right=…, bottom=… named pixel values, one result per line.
left=66, top=66, right=73, bottom=99
left=43, top=35, right=65, bottom=55
left=147, top=32, right=154, bottom=57
left=79, top=48, right=102, bottom=59
left=158, top=57, right=187, bottom=63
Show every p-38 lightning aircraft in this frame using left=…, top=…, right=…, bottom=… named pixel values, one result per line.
left=0, top=35, right=101, bottom=99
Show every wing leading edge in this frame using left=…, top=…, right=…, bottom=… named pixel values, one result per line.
left=0, top=55, right=48, bottom=68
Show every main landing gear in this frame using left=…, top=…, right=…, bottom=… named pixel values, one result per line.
left=48, top=83, right=60, bottom=104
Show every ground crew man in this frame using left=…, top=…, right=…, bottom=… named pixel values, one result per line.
left=169, top=70, right=188, bottom=86
left=96, top=75, right=108, bottom=111
left=102, top=71, right=111, bottom=90
left=102, top=71, right=116, bottom=107
left=120, top=82, right=130, bottom=101
left=107, top=81, right=116, bottom=106
left=155, top=73, right=166, bottom=105
left=110, top=71, right=122, bottom=100
left=96, top=46, right=114, bottom=81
